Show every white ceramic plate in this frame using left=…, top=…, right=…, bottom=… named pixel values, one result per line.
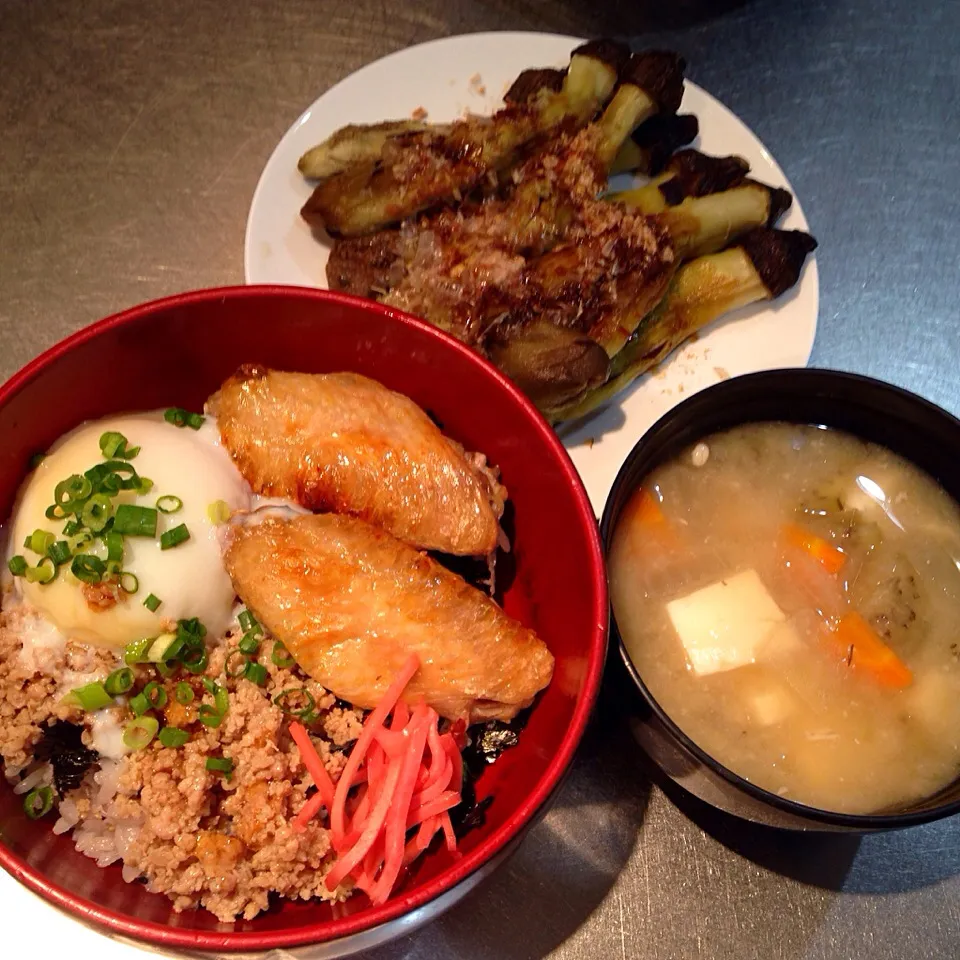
left=245, top=31, right=819, bottom=515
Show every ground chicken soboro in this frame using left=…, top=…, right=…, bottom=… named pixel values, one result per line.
left=0, top=607, right=367, bottom=922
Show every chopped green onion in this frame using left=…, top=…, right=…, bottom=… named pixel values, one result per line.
left=23, top=785, right=54, bottom=819
left=238, top=634, right=260, bottom=656
left=71, top=554, right=105, bottom=584
left=273, top=687, right=316, bottom=720
left=135, top=476, right=154, bottom=495
left=104, top=667, right=134, bottom=696
left=99, top=431, right=124, bottom=458
left=164, top=407, right=205, bottom=430
left=143, top=681, right=168, bottom=709
left=271, top=641, right=295, bottom=669
left=207, top=500, right=231, bottom=525
left=62, top=519, right=82, bottom=537
left=99, top=431, right=140, bottom=460
left=104, top=531, right=124, bottom=564
left=238, top=610, right=258, bottom=633
left=124, top=636, right=153, bottom=664
left=55, top=475, right=92, bottom=509
left=214, top=685, right=229, bottom=716
left=80, top=494, right=113, bottom=533
left=72, top=681, right=113, bottom=712
left=8, top=555, right=27, bottom=577
left=146, top=633, right=181, bottom=662
left=46, top=540, right=72, bottom=566
left=175, top=682, right=194, bottom=705
left=156, top=495, right=183, bottom=514
left=143, top=593, right=162, bottom=612
left=45, top=504, right=66, bottom=521
left=156, top=659, right=177, bottom=678
left=159, top=727, right=190, bottom=748
left=114, top=504, right=158, bottom=538
left=119, top=571, right=139, bottom=594
left=96, top=461, right=140, bottom=491
left=67, top=531, right=93, bottom=554
left=25, top=557, right=57, bottom=584
left=244, top=662, right=268, bottom=686
left=177, top=617, right=207, bottom=644
left=160, top=523, right=190, bottom=550
left=205, top=756, right=234, bottom=779
left=28, top=529, right=55, bottom=555
left=225, top=650, right=249, bottom=678
left=123, top=716, right=159, bottom=750
left=129, top=692, right=150, bottom=717
left=198, top=705, right=224, bottom=727
left=181, top=646, right=208, bottom=675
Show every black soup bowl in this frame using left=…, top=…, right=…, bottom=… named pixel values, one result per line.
left=600, top=368, right=960, bottom=832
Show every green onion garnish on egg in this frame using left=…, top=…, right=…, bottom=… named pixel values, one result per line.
left=46, top=540, right=71, bottom=566
left=8, top=555, right=27, bottom=577
left=164, top=407, right=205, bottom=430
left=71, top=554, right=105, bottom=584
left=160, top=523, right=190, bottom=550
left=25, top=557, right=57, bottom=584
left=156, top=495, right=183, bottom=514
left=207, top=499, right=231, bottom=524
left=113, top=504, right=158, bottom=538
left=99, top=431, right=140, bottom=460
left=143, top=593, right=162, bottom=612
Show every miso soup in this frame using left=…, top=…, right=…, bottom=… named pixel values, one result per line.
left=610, top=422, right=960, bottom=814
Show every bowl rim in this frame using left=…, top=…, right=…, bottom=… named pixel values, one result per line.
left=0, top=284, right=609, bottom=950
left=600, top=366, right=960, bottom=829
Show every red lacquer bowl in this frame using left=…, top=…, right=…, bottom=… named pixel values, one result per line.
left=0, top=287, right=607, bottom=956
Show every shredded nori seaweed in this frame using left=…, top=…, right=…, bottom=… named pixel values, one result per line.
left=33, top=720, right=98, bottom=797
left=451, top=710, right=531, bottom=838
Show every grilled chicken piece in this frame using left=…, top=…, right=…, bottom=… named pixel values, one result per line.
left=225, top=514, right=554, bottom=722
left=301, top=40, right=629, bottom=236
left=210, top=366, right=506, bottom=556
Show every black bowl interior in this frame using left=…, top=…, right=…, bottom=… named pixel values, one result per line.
left=600, top=368, right=960, bottom=829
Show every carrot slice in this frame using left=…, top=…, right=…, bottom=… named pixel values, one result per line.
left=827, top=611, right=913, bottom=688
left=782, top=523, right=846, bottom=575
left=330, top=654, right=421, bottom=841
left=632, top=487, right=667, bottom=528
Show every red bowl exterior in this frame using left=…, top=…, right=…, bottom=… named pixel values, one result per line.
left=0, top=286, right=607, bottom=952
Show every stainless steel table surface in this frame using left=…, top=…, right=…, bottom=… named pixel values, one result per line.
left=2, top=1, right=959, bottom=958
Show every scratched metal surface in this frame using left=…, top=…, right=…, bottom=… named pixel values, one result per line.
left=2, top=0, right=959, bottom=958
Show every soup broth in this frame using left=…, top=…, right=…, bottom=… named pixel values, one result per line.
left=610, top=422, right=960, bottom=814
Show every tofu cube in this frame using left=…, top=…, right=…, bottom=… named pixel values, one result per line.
left=666, top=569, right=787, bottom=676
